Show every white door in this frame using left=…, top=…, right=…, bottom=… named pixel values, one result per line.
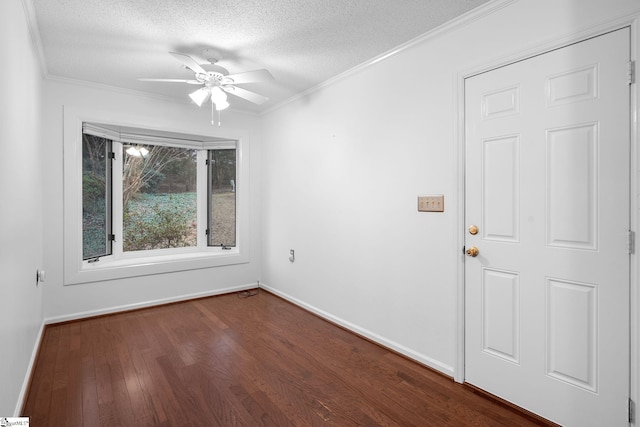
left=464, top=29, right=630, bottom=426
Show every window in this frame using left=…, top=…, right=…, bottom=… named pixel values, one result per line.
left=82, top=123, right=238, bottom=259
left=207, top=149, right=236, bottom=248
left=64, top=111, right=249, bottom=285
left=82, top=134, right=112, bottom=259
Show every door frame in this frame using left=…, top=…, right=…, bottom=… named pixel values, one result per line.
left=453, top=14, right=640, bottom=413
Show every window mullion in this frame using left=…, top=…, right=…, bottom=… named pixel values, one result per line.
left=233, top=146, right=239, bottom=249
left=105, top=140, right=114, bottom=255
left=196, top=150, right=207, bottom=250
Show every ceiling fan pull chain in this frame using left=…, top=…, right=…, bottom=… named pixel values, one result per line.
left=209, top=99, right=222, bottom=126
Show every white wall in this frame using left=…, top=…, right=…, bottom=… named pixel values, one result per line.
left=0, top=0, right=45, bottom=416
left=42, top=80, right=263, bottom=321
left=260, top=0, right=640, bottom=377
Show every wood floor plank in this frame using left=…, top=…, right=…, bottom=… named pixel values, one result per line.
left=113, top=325, right=154, bottom=421
left=24, top=327, right=57, bottom=425
left=52, top=324, right=70, bottom=392
left=23, top=289, right=555, bottom=426
left=97, top=401, right=118, bottom=427
left=140, top=350, right=188, bottom=426
left=109, top=366, right=137, bottom=426
left=66, top=350, right=84, bottom=424
left=81, top=379, right=100, bottom=427
left=48, top=385, right=68, bottom=426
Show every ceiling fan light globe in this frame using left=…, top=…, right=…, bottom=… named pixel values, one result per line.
left=215, top=100, right=230, bottom=111
left=210, top=86, right=227, bottom=104
left=189, top=87, right=210, bottom=107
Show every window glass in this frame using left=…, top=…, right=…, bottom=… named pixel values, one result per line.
left=123, top=144, right=197, bottom=251
left=82, top=134, right=112, bottom=259
left=208, top=149, right=237, bottom=247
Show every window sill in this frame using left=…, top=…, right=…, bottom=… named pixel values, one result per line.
left=65, top=249, right=248, bottom=285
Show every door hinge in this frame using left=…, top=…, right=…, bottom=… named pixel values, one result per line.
left=628, top=398, right=635, bottom=423
left=628, top=230, right=635, bottom=254
left=108, top=151, right=115, bottom=160
left=108, top=234, right=116, bottom=242
left=628, top=60, right=635, bottom=85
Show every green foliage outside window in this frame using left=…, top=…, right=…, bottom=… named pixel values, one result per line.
left=123, top=193, right=195, bottom=251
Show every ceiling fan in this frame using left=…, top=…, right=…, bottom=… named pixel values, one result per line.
left=139, top=50, right=274, bottom=124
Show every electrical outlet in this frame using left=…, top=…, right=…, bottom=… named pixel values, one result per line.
left=36, top=269, right=45, bottom=286
left=418, top=195, right=444, bottom=212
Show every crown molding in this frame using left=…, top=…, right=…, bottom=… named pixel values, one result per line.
left=261, top=0, right=516, bottom=116
left=47, top=74, right=190, bottom=103
left=21, top=0, right=48, bottom=78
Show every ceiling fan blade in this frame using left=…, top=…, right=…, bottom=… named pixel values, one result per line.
left=138, top=78, right=201, bottom=84
left=221, top=69, right=274, bottom=85
left=169, top=52, right=207, bottom=75
left=222, top=85, right=269, bottom=105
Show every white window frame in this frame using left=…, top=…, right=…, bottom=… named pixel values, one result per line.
left=63, top=106, right=250, bottom=285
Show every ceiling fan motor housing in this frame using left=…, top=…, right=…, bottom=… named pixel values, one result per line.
left=201, top=48, right=221, bottom=64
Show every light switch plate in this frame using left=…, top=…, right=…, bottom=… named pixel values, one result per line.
left=418, top=195, right=444, bottom=212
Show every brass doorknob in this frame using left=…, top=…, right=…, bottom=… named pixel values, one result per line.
left=466, top=246, right=479, bottom=257
left=468, top=225, right=479, bottom=235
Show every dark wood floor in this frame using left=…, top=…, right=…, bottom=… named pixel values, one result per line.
left=23, top=289, right=550, bottom=426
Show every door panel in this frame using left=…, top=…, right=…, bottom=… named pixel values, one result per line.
left=483, top=135, right=520, bottom=242
left=546, top=123, right=597, bottom=249
left=464, top=29, right=630, bottom=426
left=546, top=278, right=597, bottom=392
left=482, top=268, right=520, bottom=363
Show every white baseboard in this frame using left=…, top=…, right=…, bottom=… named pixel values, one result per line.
left=44, top=282, right=258, bottom=325
left=259, top=282, right=454, bottom=377
left=15, top=320, right=45, bottom=417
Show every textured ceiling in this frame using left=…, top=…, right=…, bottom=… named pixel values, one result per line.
left=32, top=0, right=490, bottom=112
